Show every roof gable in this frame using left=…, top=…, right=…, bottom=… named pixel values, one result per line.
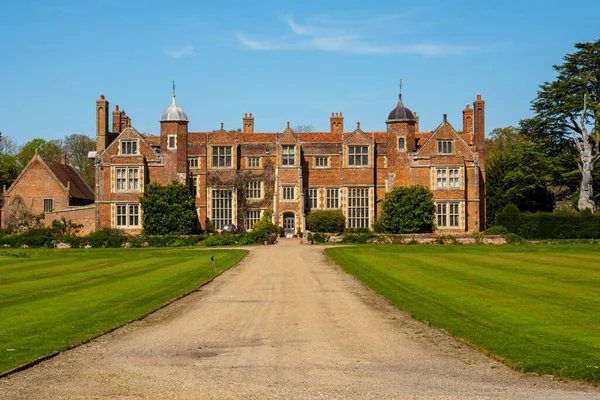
left=277, top=124, right=298, bottom=144
left=102, top=126, right=158, bottom=159
left=208, top=129, right=236, bottom=145
left=344, top=125, right=373, bottom=145
left=416, top=120, right=474, bottom=158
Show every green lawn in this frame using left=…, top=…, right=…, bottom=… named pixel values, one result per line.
left=0, top=247, right=246, bottom=374
left=326, top=244, right=600, bottom=383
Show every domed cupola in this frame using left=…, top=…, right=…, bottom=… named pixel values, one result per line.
left=160, top=94, right=188, bottom=122
left=387, top=93, right=415, bottom=123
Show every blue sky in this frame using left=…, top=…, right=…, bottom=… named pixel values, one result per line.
left=0, top=0, right=599, bottom=145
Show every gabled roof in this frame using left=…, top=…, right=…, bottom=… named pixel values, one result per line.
left=45, top=160, right=95, bottom=201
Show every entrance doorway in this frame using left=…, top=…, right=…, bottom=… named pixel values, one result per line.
left=283, top=212, right=295, bottom=237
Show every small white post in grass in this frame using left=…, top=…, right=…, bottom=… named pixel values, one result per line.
left=210, top=254, right=216, bottom=273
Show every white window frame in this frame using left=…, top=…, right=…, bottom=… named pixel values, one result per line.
left=246, top=180, right=262, bottom=200
left=436, top=202, right=460, bottom=229
left=43, top=198, right=54, bottom=213
left=115, top=203, right=140, bottom=228
left=348, top=146, right=369, bottom=166
left=326, top=188, right=339, bottom=209
left=212, top=146, right=232, bottom=168
left=347, top=187, right=369, bottom=228
left=282, top=186, right=295, bottom=201
left=114, top=167, right=141, bottom=192
left=314, top=157, right=329, bottom=168
left=120, top=140, right=138, bottom=155
left=247, top=157, right=261, bottom=168
left=437, top=140, right=454, bottom=154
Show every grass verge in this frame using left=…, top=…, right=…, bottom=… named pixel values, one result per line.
left=325, top=244, right=600, bottom=384
left=0, top=247, right=246, bottom=374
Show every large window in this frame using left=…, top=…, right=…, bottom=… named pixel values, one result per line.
left=43, top=198, right=54, bottom=212
left=326, top=188, right=339, bottom=209
left=347, top=188, right=369, bottom=228
left=246, top=181, right=262, bottom=199
left=116, top=204, right=140, bottom=228
left=348, top=146, right=368, bottom=166
left=115, top=167, right=140, bottom=192
left=211, top=189, right=233, bottom=230
left=436, top=168, right=460, bottom=188
left=436, top=202, right=460, bottom=228
left=307, top=188, right=318, bottom=210
left=437, top=140, right=453, bottom=154
left=282, top=145, right=295, bottom=166
left=120, top=141, right=138, bottom=155
left=247, top=210, right=261, bottom=230
left=212, top=146, right=232, bottom=167
left=282, top=186, right=295, bottom=201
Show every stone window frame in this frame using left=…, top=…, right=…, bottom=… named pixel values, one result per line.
left=398, top=136, right=406, bottom=153
left=246, top=180, right=263, bottom=200
left=167, top=135, right=177, bottom=150
left=246, top=209, right=262, bottom=230
left=435, top=201, right=463, bottom=230
left=188, top=157, right=199, bottom=169
left=115, top=203, right=141, bottom=228
left=281, top=186, right=296, bottom=202
left=43, top=198, right=54, bottom=213
left=211, top=146, right=233, bottom=169
left=211, top=188, right=234, bottom=230
left=247, top=156, right=261, bottom=168
left=314, top=156, right=329, bottom=168
left=437, top=140, right=454, bottom=155
left=346, top=187, right=370, bottom=228
left=325, top=188, right=340, bottom=209
left=281, top=145, right=296, bottom=167
left=433, top=166, right=463, bottom=190
left=120, top=140, right=139, bottom=155
left=306, top=188, right=319, bottom=210
left=188, top=174, right=198, bottom=198
left=347, top=145, right=370, bottom=167
left=113, top=166, right=142, bottom=193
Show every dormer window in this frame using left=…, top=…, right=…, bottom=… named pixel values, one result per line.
left=282, top=145, right=295, bottom=166
left=121, top=140, right=138, bottom=155
left=437, top=140, right=453, bottom=154
left=212, top=146, right=232, bottom=167
left=348, top=146, right=368, bottom=166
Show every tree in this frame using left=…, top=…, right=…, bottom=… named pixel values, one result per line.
left=375, top=185, right=434, bottom=233
left=523, top=39, right=600, bottom=211
left=294, top=124, right=314, bottom=133
left=139, top=181, right=198, bottom=235
left=64, top=134, right=96, bottom=187
left=16, top=138, right=64, bottom=169
left=0, top=133, right=19, bottom=190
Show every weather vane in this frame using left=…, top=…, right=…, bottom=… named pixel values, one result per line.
left=399, top=79, right=403, bottom=95
left=172, top=80, right=176, bottom=96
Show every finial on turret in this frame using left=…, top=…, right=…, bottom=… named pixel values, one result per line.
left=172, top=80, right=176, bottom=97
left=399, top=78, right=403, bottom=100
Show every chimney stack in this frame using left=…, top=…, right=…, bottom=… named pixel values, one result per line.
left=330, top=112, right=344, bottom=134
left=243, top=112, right=255, bottom=133
left=463, top=104, right=474, bottom=145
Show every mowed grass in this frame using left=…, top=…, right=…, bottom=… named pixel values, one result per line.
left=326, top=244, right=600, bottom=383
left=0, top=247, right=246, bottom=374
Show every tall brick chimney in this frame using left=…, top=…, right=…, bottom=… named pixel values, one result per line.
left=330, top=112, right=343, bottom=134
left=112, top=104, right=122, bottom=134
left=463, top=103, right=474, bottom=145
left=243, top=113, right=254, bottom=133
left=96, top=94, right=109, bottom=153
left=473, top=94, right=485, bottom=167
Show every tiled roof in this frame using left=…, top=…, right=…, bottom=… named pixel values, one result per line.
left=45, top=161, right=95, bottom=201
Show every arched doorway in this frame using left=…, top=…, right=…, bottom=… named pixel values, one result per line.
left=283, top=212, right=295, bottom=237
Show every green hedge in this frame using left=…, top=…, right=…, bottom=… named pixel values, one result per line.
left=496, top=204, right=600, bottom=239
left=306, top=209, right=345, bottom=233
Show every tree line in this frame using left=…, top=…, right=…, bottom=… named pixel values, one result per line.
left=0, top=134, right=96, bottom=190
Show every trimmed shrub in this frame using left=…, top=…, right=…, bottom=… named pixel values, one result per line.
left=252, top=210, right=278, bottom=234
left=204, top=234, right=237, bottom=247
left=496, top=204, right=600, bottom=239
left=341, top=233, right=375, bottom=244
left=306, top=209, right=345, bottom=233
left=484, top=225, right=509, bottom=235
left=312, top=233, right=326, bottom=243
left=85, top=229, right=128, bottom=248
left=376, top=185, right=435, bottom=233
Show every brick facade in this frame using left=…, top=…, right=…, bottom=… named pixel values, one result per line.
left=93, top=89, right=486, bottom=234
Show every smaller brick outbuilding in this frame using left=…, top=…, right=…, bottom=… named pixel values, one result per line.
left=1, top=154, right=95, bottom=234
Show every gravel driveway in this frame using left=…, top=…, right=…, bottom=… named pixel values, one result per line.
left=1, top=240, right=598, bottom=399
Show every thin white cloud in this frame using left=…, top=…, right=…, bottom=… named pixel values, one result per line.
left=236, top=15, right=478, bottom=57
left=164, top=45, right=194, bottom=58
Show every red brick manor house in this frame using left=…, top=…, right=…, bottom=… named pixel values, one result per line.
left=2, top=88, right=486, bottom=235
